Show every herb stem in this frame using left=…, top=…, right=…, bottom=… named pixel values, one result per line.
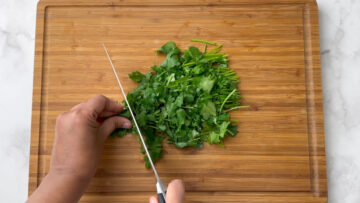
left=191, top=39, right=217, bottom=45
left=182, top=61, right=196, bottom=67
left=154, top=50, right=158, bottom=65
left=224, top=105, right=250, bottom=112
left=203, top=44, right=207, bottom=54
left=207, top=44, right=223, bottom=54
left=226, top=129, right=235, bottom=136
left=220, top=89, right=237, bottom=113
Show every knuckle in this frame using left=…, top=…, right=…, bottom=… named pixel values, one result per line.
left=95, top=94, right=106, bottom=102
left=74, top=102, right=85, bottom=109
left=70, top=109, right=89, bottom=124
left=75, top=108, right=88, bottom=117
left=56, top=112, right=65, bottom=123
left=55, top=112, right=70, bottom=129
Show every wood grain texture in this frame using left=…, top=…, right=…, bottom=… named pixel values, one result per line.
left=29, top=0, right=327, bottom=202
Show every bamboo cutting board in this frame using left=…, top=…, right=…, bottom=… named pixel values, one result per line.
left=29, top=0, right=327, bottom=202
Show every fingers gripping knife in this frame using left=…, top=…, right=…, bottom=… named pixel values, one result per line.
left=103, top=44, right=167, bottom=203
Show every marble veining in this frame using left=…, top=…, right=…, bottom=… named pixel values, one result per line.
left=0, top=0, right=359, bottom=202
left=318, top=0, right=360, bottom=202
left=0, top=0, right=37, bottom=202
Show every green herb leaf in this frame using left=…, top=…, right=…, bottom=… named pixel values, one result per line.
left=201, top=101, right=216, bottom=120
left=112, top=40, right=246, bottom=168
left=199, top=76, right=215, bottom=93
left=158, top=41, right=180, bottom=55
left=129, top=71, right=145, bottom=83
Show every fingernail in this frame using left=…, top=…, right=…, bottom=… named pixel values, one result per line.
left=123, top=122, right=132, bottom=129
left=150, top=197, right=157, bottom=203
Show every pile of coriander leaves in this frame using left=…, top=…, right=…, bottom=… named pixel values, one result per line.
left=111, top=39, right=248, bottom=168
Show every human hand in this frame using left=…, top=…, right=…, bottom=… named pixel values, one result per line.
left=149, top=179, right=185, bottom=203
left=50, top=94, right=132, bottom=180
left=28, top=95, right=132, bottom=203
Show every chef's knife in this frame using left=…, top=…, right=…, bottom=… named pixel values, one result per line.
left=103, top=44, right=167, bottom=203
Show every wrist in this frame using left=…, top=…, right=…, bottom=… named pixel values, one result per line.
left=28, top=169, right=92, bottom=203
left=48, top=165, right=95, bottom=182
left=47, top=169, right=93, bottom=187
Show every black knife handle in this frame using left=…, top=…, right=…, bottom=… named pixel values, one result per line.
left=158, top=193, right=166, bottom=203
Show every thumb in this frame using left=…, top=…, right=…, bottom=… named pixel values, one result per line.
left=166, top=179, right=185, bottom=203
left=98, top=116, right=132, bottom=142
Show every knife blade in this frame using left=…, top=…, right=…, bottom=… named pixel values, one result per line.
left=102, top=44, right=167, bottom=202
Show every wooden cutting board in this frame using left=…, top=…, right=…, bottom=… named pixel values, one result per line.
left=29, top=0, right=327, bottom=202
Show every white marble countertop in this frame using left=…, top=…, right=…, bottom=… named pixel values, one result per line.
left=0, top=0, right=359, bottom=202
